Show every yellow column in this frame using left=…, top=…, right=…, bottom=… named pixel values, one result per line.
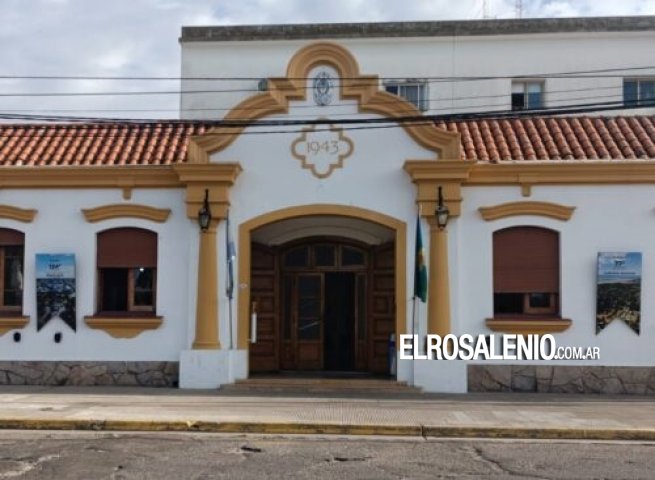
left=428, top=221, right=450, bottom=337
left=192, top=223, right=220, bottom=349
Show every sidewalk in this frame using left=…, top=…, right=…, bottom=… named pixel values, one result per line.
left=1, top=386, right=655, bottom=440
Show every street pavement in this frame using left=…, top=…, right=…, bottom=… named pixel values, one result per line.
left=1, top=386, right=655, bottom=440
left=1, top=431, right=654, bottom=479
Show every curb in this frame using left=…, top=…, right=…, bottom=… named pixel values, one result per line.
left=0, top=418, right=654, bottom=441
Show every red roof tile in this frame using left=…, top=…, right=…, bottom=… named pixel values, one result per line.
left=0, top=116, right=653, bottom=167
left=437, top=116, right=655, bottom=162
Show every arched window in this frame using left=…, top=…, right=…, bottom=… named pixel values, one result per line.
left=0, top=228, right=24, bottom=312
left=97, top=228, right=157, bottom=314
left=493, top=226, right=559, bottom=316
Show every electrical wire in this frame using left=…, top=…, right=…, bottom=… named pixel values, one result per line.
left=0, top=99, right=652, bottom=139
left=0, top=84, right=624, bottom=116
left=0, top=65, right=654, bottom=97
left=1, top=64, right=654, bottom=81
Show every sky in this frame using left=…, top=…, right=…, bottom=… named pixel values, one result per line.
left=0, top=0, right=653, bottom=120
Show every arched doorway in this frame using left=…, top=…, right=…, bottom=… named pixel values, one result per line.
left=237, top=205, right=407, bottom=375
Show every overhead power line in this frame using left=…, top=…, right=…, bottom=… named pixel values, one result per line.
left=0, top=85, right=624, bottom=116
left=0, top=99, right=652, bottom=139
left=0, top=65, right=654, bottom=98
left=0, top=64, right=654, bottom=81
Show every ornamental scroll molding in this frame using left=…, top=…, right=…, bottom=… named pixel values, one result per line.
left=81, top=204, right=171, bottom=223
left=0, top=205, right=37, bottom=223
left=478, top=201, right=576, bottom=222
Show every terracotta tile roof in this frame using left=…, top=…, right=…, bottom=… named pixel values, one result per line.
left=435, top=116, right=655, bottom=162
left=0, top=116, right=654, bottom=167
left=0, top=123, right=209, bottom=167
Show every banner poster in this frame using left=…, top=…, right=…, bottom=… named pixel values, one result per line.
left=36, top=254, right=76, bottom=332
left=596, top=252, right=641, bottom=335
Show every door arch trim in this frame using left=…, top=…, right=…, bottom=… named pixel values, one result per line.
left=238, top=204, right=407, bottom=350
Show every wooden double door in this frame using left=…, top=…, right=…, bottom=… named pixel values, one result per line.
left=249, top=239, right=395, bottom=374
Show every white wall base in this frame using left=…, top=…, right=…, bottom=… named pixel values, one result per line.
left=179, top=350, right=231, bottom=389
left=229, top=350, right=248, bottom=382
left=397, top=356, right=413, bottom=383
left=413, top=360, right=468, bottom=393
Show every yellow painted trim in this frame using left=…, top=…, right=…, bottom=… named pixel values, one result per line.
left=0, top=205, right=37, bottom=223
left=187, top=42, right=461, bottom=162
left=467, top=162, right=655, bottom=186
left=485, top=318, right=572, bottom=335
left=426, top=224, right=451, bottom=337
left=84, top=316, right=163, bottom=339
left=173, top=163, right=242, bottom=220
left=479, top=201, right=576, bottom=222
left=0, top=166, right=181, bottom=189
left=0, top=316, right=29, bottom=336
left=172, top=163, right=242, bottom=351
left=404, top=160, right=476, bottom=218
left=82, top=204, right=171, bottom=223
left=237, top=204, right=407, bottom=350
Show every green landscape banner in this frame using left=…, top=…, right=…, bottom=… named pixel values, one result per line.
left=596, top=252, right=641, bottom=335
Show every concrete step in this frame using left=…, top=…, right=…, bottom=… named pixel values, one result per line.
left=219, top=376, right=423, bottom=396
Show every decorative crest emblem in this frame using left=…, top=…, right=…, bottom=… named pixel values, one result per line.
left=312, top=71, right=334, bottom=106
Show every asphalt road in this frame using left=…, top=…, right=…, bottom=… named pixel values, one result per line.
left=0, top=431, right=654, bottom=479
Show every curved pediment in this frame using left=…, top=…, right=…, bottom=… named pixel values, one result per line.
left=188, top=42, right=460, bottom=163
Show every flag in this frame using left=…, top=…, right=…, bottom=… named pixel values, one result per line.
left=414, top=215, right=427, bottom=302
left=225, top=211, right=235, bottom=300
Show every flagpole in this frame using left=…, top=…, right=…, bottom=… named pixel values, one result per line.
left=416, top=203, right=421, bottom=355
left=228, top=294, right=234, bottom=349
left=225, top=211, right=234, bottom=350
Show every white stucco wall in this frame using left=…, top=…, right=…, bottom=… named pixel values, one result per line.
left=180, top=32, right=655, bottom=119
left=0, top=188, right=194, bottom=362
left=458, top=183, right=655, bottom=366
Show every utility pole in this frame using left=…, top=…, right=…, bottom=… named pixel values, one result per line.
left=515, top=0, right=523, bottom=18
left=482, top=0, right=490, bottom=19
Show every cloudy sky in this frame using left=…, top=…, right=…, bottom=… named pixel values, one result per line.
left=1, top=0, right=653, bottom=120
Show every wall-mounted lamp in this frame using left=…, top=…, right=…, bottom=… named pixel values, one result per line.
left=198, top=189, right=212, bottom=232
left=13, top=332, right=21, bottom=343
left=435, top=186, right=450, bottom=230
left=54, top=332, right=62, bottom=343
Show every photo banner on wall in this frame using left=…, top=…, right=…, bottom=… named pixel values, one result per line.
left=596, top=252, right=641, bottom=335
left=36, top=254, right=76, bottom=332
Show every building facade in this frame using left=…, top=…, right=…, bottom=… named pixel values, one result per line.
left=1, top=17, right=655, bottom=393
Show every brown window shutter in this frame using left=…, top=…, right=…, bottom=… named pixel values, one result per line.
left=493, top=227, right=559, bottom=293
left=97, top=228, right=157, bottom=268
left=0, top=228, right=24, bottom=246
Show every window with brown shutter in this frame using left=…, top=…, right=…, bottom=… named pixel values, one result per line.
left=0, top=228, right=24, bottom=313
left=493, top=226, right=559, bottom=316
left=97, top=228, right=157, bottom=314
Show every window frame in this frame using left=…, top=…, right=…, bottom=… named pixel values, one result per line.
left=623, top=78, right=655, bottom=107
left=384, top=79, right=429, bottom=111
left=0, top=230, right=24, bottom=314
left=511, top=80, right=545, bottom=111
left=487, top=226, right=571, bottom=334
left=95, top=228, right=158, bottom=316
left=128, top=267, right=157, bottom=312
left=492, top=226, right=560, bottom=318
left=0, top=246, right=24, bottom=313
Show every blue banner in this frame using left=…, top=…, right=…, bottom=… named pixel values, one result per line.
left=36, top=254, right=76, bottom=332
left=596, top=252, right=641, bottom=335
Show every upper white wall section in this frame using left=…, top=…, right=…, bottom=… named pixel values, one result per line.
left=180, top=31, right=655, bottom=119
